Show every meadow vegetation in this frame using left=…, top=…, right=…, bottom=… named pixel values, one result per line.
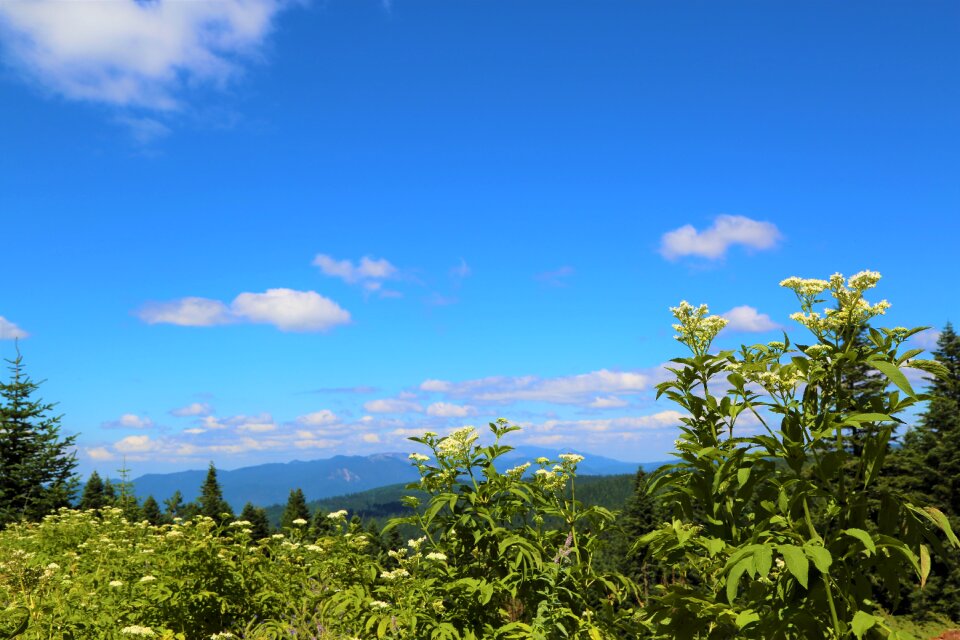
left=1, top=271, right=959, bottom=639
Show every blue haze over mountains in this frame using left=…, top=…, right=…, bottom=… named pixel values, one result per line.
left=130, top=447, right=663, bottom=510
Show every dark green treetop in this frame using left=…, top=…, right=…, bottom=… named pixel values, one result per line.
left=198, top=462, right=233, bottom=523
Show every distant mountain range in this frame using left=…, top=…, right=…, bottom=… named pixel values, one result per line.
left=131, top=446, right=667, bottom=510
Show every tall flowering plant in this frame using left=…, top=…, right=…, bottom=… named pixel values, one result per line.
left=639, top=272, right=958, bottom=639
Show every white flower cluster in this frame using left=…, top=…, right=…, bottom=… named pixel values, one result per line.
left=782, top=271, right=889, bottom=336
left=408, top=453, right=430, bottom=463
left=139, top=575, right=157, bottom=583
left=291, top=518, right=308, bottom=526
left=210, top=633, right=236, bottom=640
left=120, top=626, right=155, bottom=637
left=327, top=509, right=348, bottom=520
left=505, top=462, right=530, bottom=479
left=425, top=551, right=448, bottom=562
left=370, top=600, right=391, bottom=610
left=558, top=453, right=584, bottom=465
left=436, top=426, right=479, bottom=459
left=380, top=567, right=410, bottom=580
left=670, top=300, right=728, bottom=355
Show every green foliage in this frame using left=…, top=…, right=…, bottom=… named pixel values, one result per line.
left=639, top=273, right=960, bottom=639
left=0, top=350, right=78, bottom=528
left=78, top=472, right=107, bottom=512
left=239, top=502, right=272, bottom=540
left=141, top=496, right=163, bottom=526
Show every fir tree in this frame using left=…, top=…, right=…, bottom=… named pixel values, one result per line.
left=164, top=490, right=184, bottom=519
left=198, top=462, right=233, bottom=523
left=141, top=495, right=163, bottom=525
left=280, top=488, right=310, bottom=531
left=617, top=468, right=668, bottom=596
left=895, top=323, right=960, bottom=618
left=240, top=502, right=272, bottom=539
left=0, top=349, right=78, bottom=527
left=79, top=471, right=107, bottom=511
left=102, top=479, right=117, bottom=505
left=115, top=459, right=141, bottom=521
left=312, top=508, right=338, bottom=537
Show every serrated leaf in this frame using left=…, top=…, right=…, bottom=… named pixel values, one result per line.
left=851, top=611, right=877, bottom=639
left=869, top=359, right=916, bottom=398
left=778, top=544, right=809, bottom=589
left=920, top=544, right=931, bottom=589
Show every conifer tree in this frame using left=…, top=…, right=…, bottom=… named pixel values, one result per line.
left=895, top=323, right=960, bottom=618
left=0, top=349, right=78, bottom=527
left=79, top=471, right=107, bottom=511
left=280, top=488, right=310, bottom=531
left=240, top=502, right=272, bottom=539
left=115, top=459, right=141, bottom=521
left=164, top=490, right=184, bottom=518
left=141, top=495, right=163, bottom=525
left=102, top=479, right=117, bottom=505
left=312, top=508, right=338, bottom=537
left=198, top=462, right=233, bottom=523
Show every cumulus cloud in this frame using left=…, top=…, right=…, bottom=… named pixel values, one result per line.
left=85, top=447, right=115, bottom=461
left=363, top=398, right=424, bottom=414
left=137, top=288, right=350, bottom=332
left=721, top=305, right=781, bottom=332
left=426, top=402, right=477, bottom=418
left=0, top=316, right=29, bottom=339
left=170, top=402, right=213, bottom=417
left=114, top=434, right=155, bottom=454
left=419, top=369, right=651, bottom=405
left=913, top=329, right=942, bottom=351
left=103, top=413, right=154, bottom=429
left=660, top=215, right=781, bottom=260
left=232, top=288, right=350, bottom=332
left=0, top=0, right=289, bottom=111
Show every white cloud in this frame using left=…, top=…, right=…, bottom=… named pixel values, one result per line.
left=170, top=402, right=213, bottom=417
left=0, top=316, right=29, bottom=339
left=313, top=254, right=398, bottom=284
left=138, top=288, right=350, bottom=332
left=361, top=433, right=381, bottom=443
left=721, top=305, right=780, bottom=332
left=426, top=402, right=477, bottom=418
left=138, top=297, right=232, bottom=326
left=363, top=398, right=424, bottom=414
left=85, top=446, right=115, bottom=461
left=588, top=396, right=629, bottom=409
left=115, top=116, right=171, bottom=144
left=296, top=410, right=338, bottom=426
left=231, top=288, right=350, bottom=332
left=913, top=329, right=942, bottom=351
left=0, top=0, right=288, bottom=110
left=114, top=434, right=155, bottom=454
left=421, top=369, right=651, bottom=405
left=660, top=215, right=781, bottom=260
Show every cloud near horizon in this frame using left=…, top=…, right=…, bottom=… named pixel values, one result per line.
left=137, top=288, right=351, bottom=332
left=660, top=215, right=782, bottom=260
left=0, top=0, right=289, bottom=111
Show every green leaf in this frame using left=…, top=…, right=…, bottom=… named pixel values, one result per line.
left=842, top=528, right=876, bottom=556
left=920, top=544, right=931, bottom=589
left=726, top=557, right=752, bottom=603
left=737, top=467, right=751, bottom=488
left=754, top=544, right=773, bottom=576
left=868, top=359, right=916, bottom=398
left=845, top=413, right=895, bottom=424
left=778, top=544, right=809, bottom=588
left=0, top=607, right=29, bottom=638
left=735, top=610, right=760, bottom=629
left=803, top=543, right=832, bottom=574
left=851, top=611, right=878, bottom=639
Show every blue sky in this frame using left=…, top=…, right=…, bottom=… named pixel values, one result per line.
left=0, top=0, right=957, bottom=476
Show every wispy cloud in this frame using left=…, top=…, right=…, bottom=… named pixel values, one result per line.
left=660, top=215, right=781, bottom=260
left=912, top=329, right=942, bottom=351
left=426, top=402, right=477, bottom=418
left=534, top=266, right=575, bottom=287
left=137, top=288, right=351, bottom=332
left=721, top=305, right=781, bottom=332
left=102, top=413, right=155, bottom=429
left=312, top=254, right=400, bottom=296
left=0, top=316, right=28, bottom=340
left=420, top=368, right=657, bottom=406
left=363, top=398, right=424, bottom=414
left=0, top=0, right=289, bottom=111
left=170, top=402, right=213, bottom=418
